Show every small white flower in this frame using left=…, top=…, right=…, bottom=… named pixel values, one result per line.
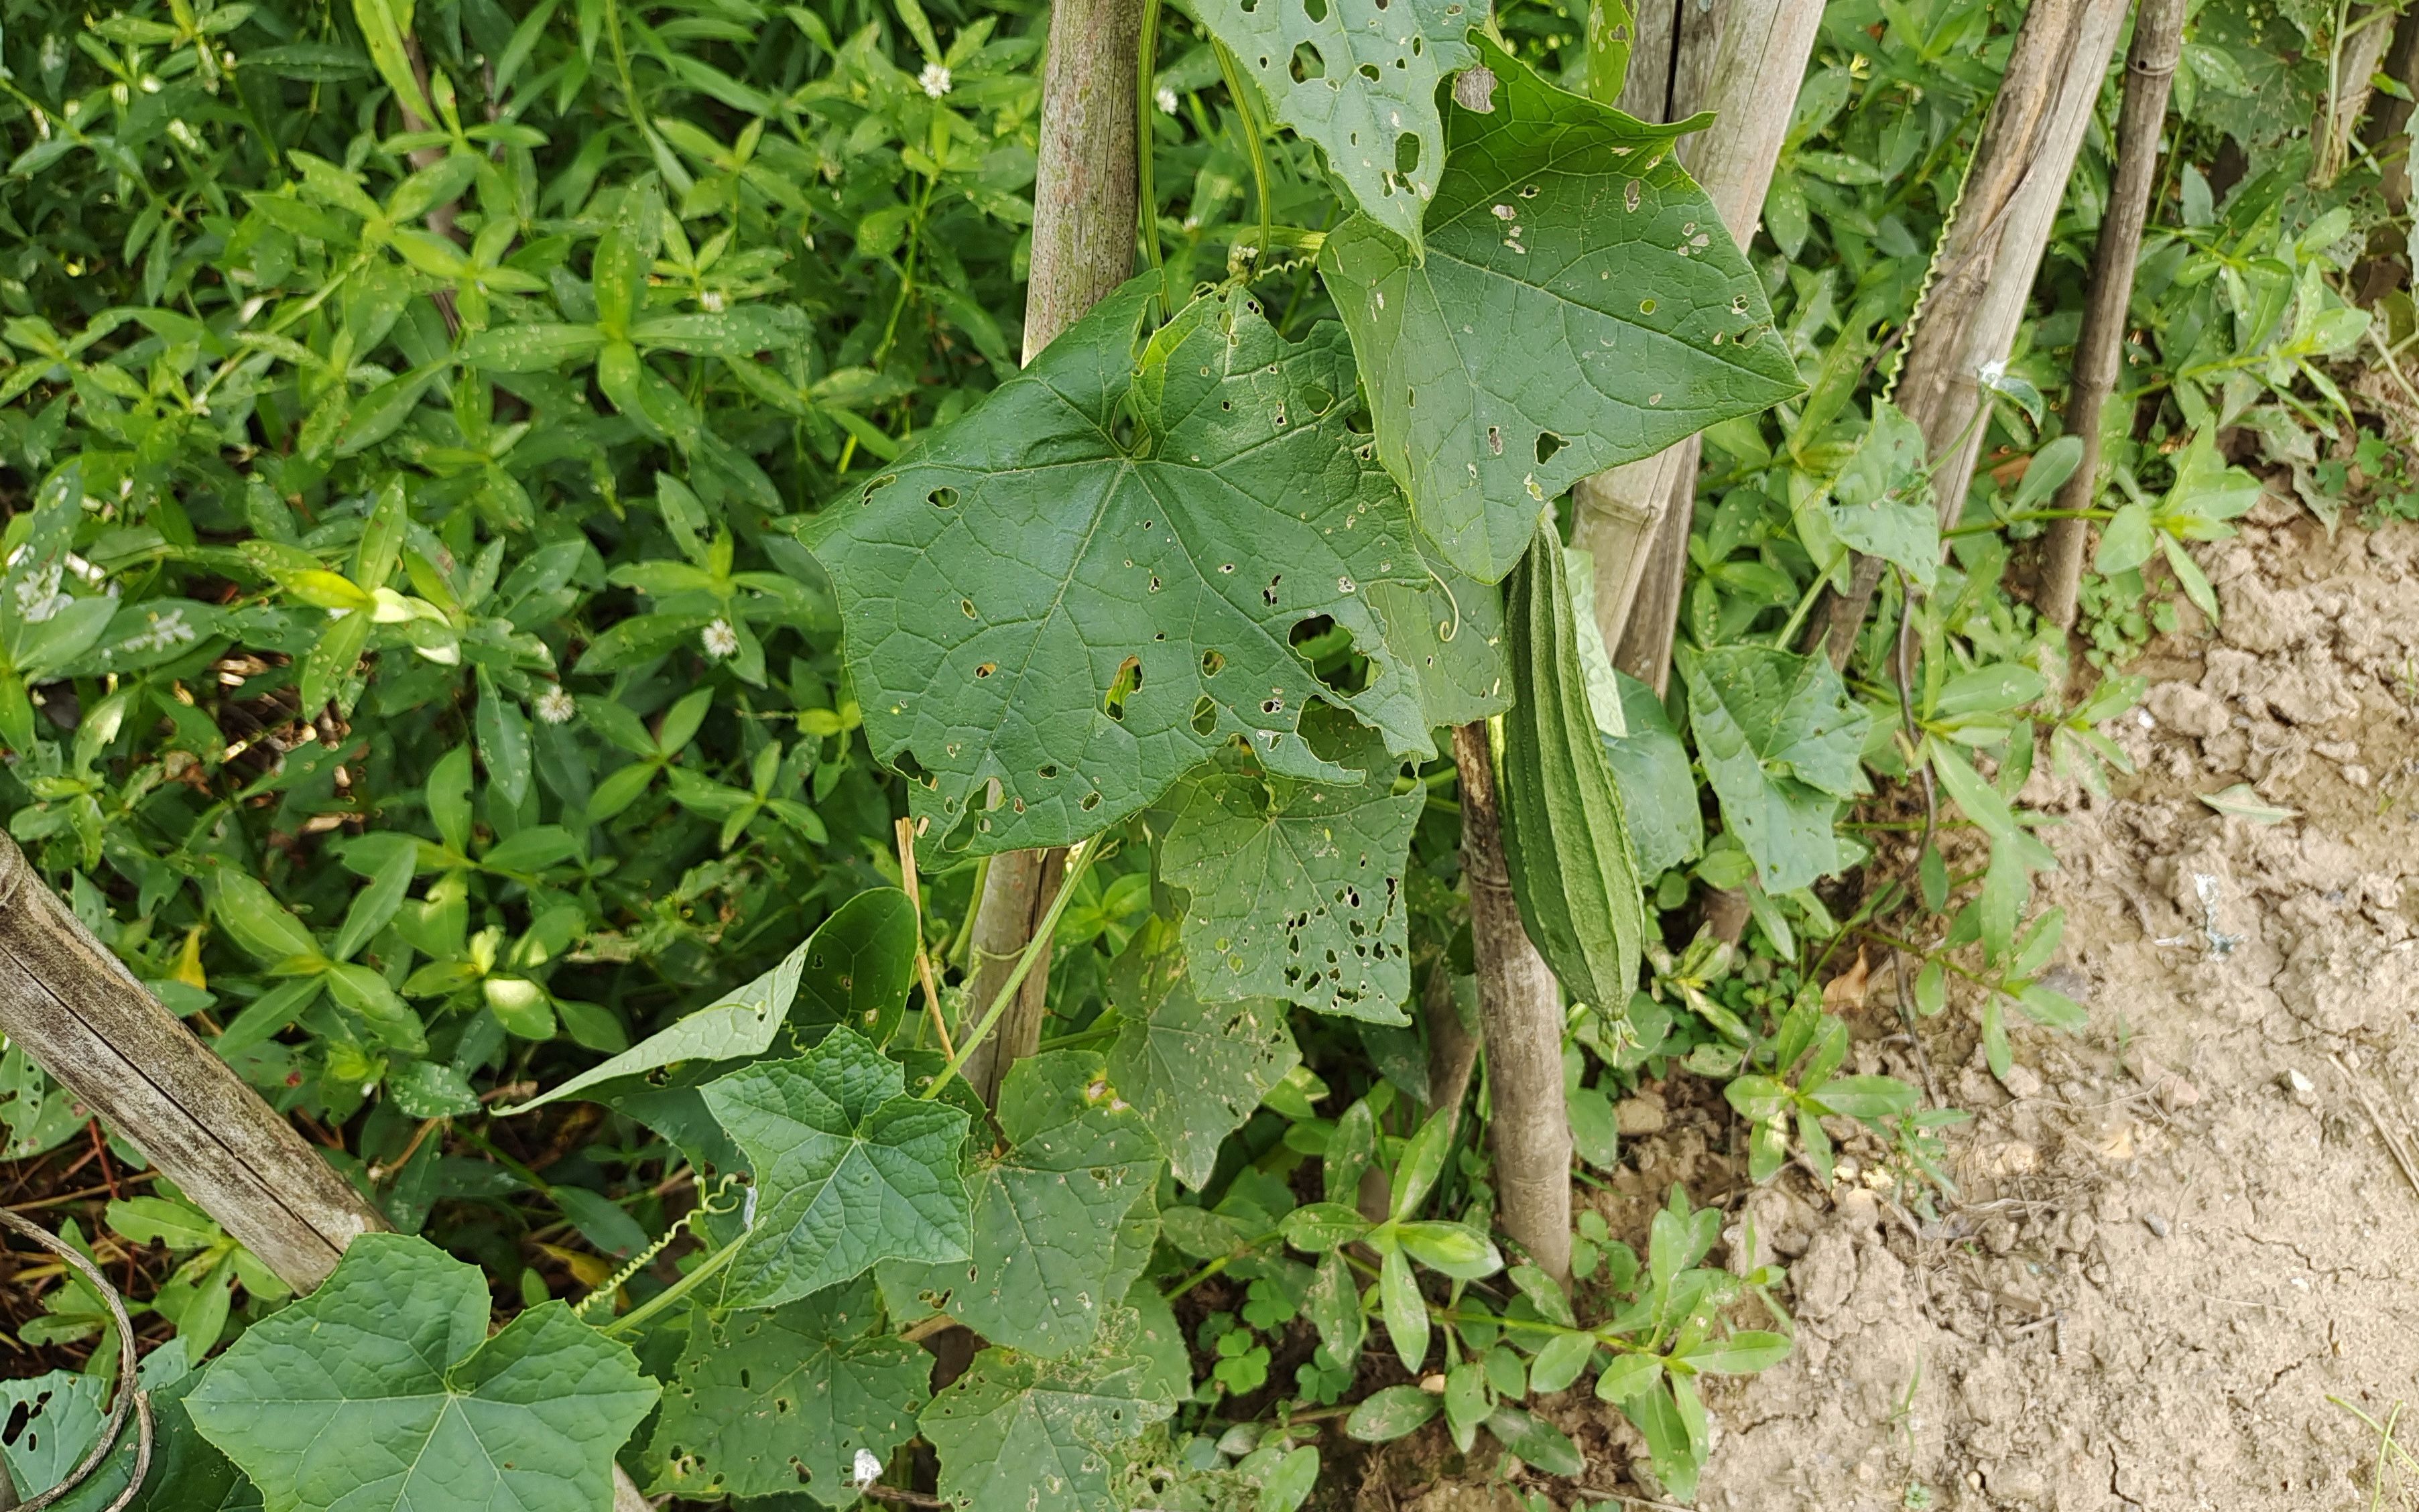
left=702, top=619, right=741, bottom=659
left=120, top=608, right=196, bottom=654
left=1156, top=85, right=1178, bottom=115
left=918, top=62, right=952, bottom=98
left=852, top=1448, right=883, bottom=1487
left=1977, top=357, right=2007, bottom=386
left=13, top=563, right=70, bottom=625
left=536, top=686, right=578, bottom=724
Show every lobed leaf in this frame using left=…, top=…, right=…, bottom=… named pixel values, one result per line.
left=802, top=279, right=1434, bottom=856
left=186, top=1234, right=657, bottom=1512
left=704, top=1027, right=973, bottom=1308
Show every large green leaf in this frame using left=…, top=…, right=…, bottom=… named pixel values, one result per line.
left=1603, top=669, right=1702, bottom=876
left=920, top=1306, right=1178, bottom=1512
left=878, top=1051, right=1161, bottom=1357
left=1319, top=38, right=1800, bottom=582
left=1104, top=934, right=1298, bottom=1188
left=1159, top=712, right=1423, bottom=1022
left=802, top=280, right=1434, bottom=857
left=702, top=1027, right=973, bottom=1308
left=646, top=1278, right=926, bottom=1506
left=1190, top=0, right=1475, bottom=251
left=1678, top=645, right=1869, bottom=893
left=186, top=1234, right=658, bottom=1512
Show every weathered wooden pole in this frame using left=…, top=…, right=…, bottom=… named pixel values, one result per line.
left=0, top=838, right=383, bottom=1287
left=956, top=0, right=1143, bottom=1109
left=1450, top=721, right=1572, bottom=1286
left=2037, top=0, right=2187, bottom=631
left=1811, top=0, right=2131, bottom=665
left=1574, top=0, right=1826, bottom=693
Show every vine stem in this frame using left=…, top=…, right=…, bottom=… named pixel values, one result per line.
left=598, top=1228, right=746, bottom=1338
left=1211, top=38, right=1274, bottom=258
left=1135, top=0, right=1168, bottom=316
left=0, top=1208, right=151, bottom=1512
left=923, top=838, right=1107, bottom=1098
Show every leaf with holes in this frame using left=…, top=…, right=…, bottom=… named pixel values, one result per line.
left=877, top=1051, right=1161, bottom=1357
left=1678, top=645, right=1870, bottom=893
left=645, top=1277, right=926, bottom=1507
left=1103, top=931, right=1300, bottom=1187
left=800, top=279, right=1430, bottom=856
left=185, top=1234, right=658, bottom=1512
left=702, top=1028, right=974, bottom=1308
left=1319, top=38, right=1800, bottom=582
left=920, top=1305, right=1178, bottom=1512
left=787, top=887, right=919, bottom=1045
left=1159, top=712, right=1422, bottom=1022
left=1192, top=0, right=1476, bottom=251
left=0, top=1366, right=112, bottom=1499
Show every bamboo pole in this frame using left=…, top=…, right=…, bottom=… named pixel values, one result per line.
left=2037, top=0, right=2186, bottom=631
left=958, top=0, right=1143, bottom=1107
left=0, top=837, right=383, bottom=1287
left=1450, top=722, right=1572, bottom=1287
left=1574, top=0, right=1826, bottom=694
left=1810, top=0, right=2131, bottom=666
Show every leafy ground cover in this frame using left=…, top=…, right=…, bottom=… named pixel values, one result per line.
left=0, top=0, right=2411, bottom=1501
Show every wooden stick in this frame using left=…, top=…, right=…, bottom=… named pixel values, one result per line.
left=1810, top=0, right=2130, bottom=666
left=2038, top=0, right=2187, bottom=631
left=1420, top=960, right=1479, bottom=1129
left=0, top=836, right=383, bottom=1291
left=1575, top=0, right=1826, bottom=693
left=1451, top=721, right=1572, bottom=1287
left=958, top=0, right=1144, bottom=1107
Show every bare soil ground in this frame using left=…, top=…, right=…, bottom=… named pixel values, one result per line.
left=1713, top=495, right=2419, bottom=1512
left=1360, top=495, right=2419, bottom=1511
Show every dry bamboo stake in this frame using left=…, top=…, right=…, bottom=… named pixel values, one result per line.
left=1450, top=722, right=1572, bottom=1287
left=2037, top=0, right=2187, bottom=631
left=1574, top=0, right=1826, bottom=694
left=1420, top=960, right=1479, bottom=1129
left=957, top=0, right=1143, bottom=1107
left=2368, top=7, right=2419, bottom=207
left=1810, top=0, right=2130, bottom=666
left=0, top=837, right=385, bottom=1287
left=2315, top=3, right=2404, bottom=188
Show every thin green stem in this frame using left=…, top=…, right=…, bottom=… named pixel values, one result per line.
left=599, top=1231, right=743, bottom=1336
left=1135, top=0, right=1167, bottom=317
left=1037, top=1022, right=1118, bottom=1052
left=1212, top=38, right=1272, bottom=260
left=946, top=853, right=990, bottom=970
left=1772, top=556, right=1840, bottom=649
left=920, top=837, right=1109, bottom=1097
left=1943, top=507, right=2112, bottom=538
